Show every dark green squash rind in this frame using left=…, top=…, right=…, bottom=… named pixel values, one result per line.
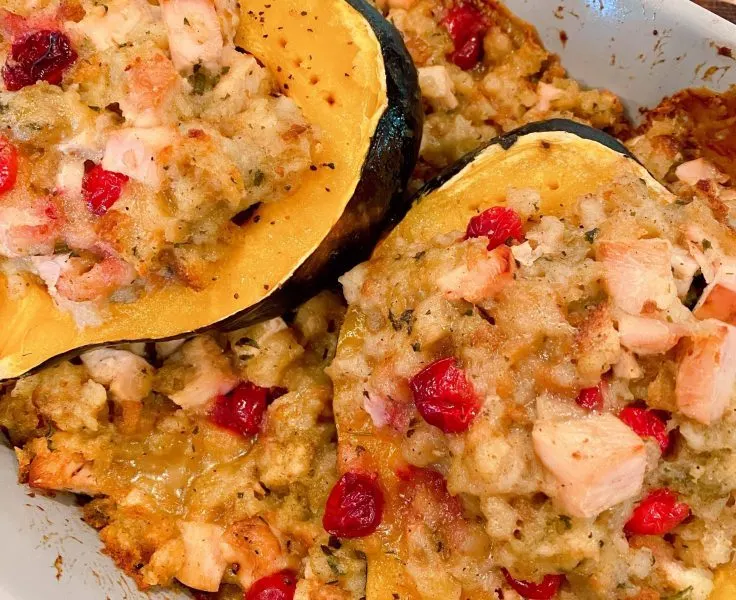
left=3, top=0, right=422, bottom=380
left=222, top=0, right=423, bottom=328
left=413, top=119, right=637, bottom=204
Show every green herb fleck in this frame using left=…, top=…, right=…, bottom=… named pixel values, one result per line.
left=411, top=342, right=421, bottom=352
left=559, top=515, right=572, bottom=530
left=235, top=337, right=259, bottom=349
left=584, top=228, right=600, bottom=243
left=388, top=309, right=414, bottom=334
left=702, top=239, right=712, bottom=250
left=253, top=169, right=265, bottom=186
left=187, top=65, right=221, bottom=95
left=183, top=17, right=190, bottom=25
left=665, top=587, right=693, bottom=600
left=413, top=250, right=426, bottom=260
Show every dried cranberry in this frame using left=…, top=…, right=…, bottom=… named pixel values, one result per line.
left=619, top=405, right=671, bottom=455
left=466, top=206, right=524, bottom=251
left=323, top=472, right=384, bottom=538
left=624, top=488, right=691, bottom=536
left=82, top=163, right=129, bottom=216
left=245, top=570, right=297, bottom=600
left=0, top=135, right=18, bottom=194
left=441, top=4, right=489, bottom=69
left=3, top=29, right=77, bottom=91
left=501, top=568, right=565, bottom=600
left=210, top=382, right=269, bottom=437
left=409, top=357, right=479, bottom=433
left=576, top=384, right=603, bottom=411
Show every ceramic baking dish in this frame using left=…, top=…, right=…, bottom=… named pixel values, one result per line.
left=1, top=1, right=735, bottom=598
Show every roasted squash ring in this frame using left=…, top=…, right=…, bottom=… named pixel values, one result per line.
left=331, top=120, right=735, bottom=599
left=0, top=0, right=422, bottom=381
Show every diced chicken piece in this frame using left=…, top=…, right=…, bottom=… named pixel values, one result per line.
left=161, top=0, right=224, bottom=72
left=155, top=336, right=238, bottom=410
left=675, top=158, right=729, bottom=187
left=526, top=216, right=565, bottom=257
left=438, top=244, right=515, bottom=304
left=617, top=314, right=684, bottom=356
left=676, top=321, right=736, bottom=425
left=575, top=303, right=621, bottom=384
left=55, top=159, right=85, bottom=200
left=684, top=224, right=722, bottom=283
left=576, top=194, right=607, bottom=231
left=671, top=247, right=700, bottom=299
left=597, top=239, right=677, bottom=315
left=176, top=521, right=228, bottom=592
left=693, top=260, right=736, bottom=325
left=534, top=82, right=563, bottom=112
left=81, top=348, right=154, bottom=404
left=22, top=439, right=98, bottom=495
left=418, top=66, right=458, bottom=110
left=56, top=256, right=137, bottom=302
left=532, top=414, right=647, bottom=518
left=102, top=127, right=173, bottom=187
left=120, top=53, right=180, bottom=127
left=65, top=0, right=155, bottom=52
left=222, top=518, right=291, bottom=589
left=0, top=202, right=59, bottom=258
left=510, top=241, right=536, bottom=266
left=613, top=349, right=643, bottom=380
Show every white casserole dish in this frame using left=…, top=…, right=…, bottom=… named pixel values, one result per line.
left=1, top=1, right=735, bottom=598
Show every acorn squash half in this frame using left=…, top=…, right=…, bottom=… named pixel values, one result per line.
left=330, top=119, right=735, bottom=599
left=0, top=0, right=422, bottom=381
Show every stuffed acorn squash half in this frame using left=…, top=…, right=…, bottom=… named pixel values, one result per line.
left=329, top=120, right=736, bottom=599
left=0, top=0, right=421, bottom=381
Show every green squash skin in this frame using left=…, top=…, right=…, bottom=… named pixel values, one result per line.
left=3, top=0, right=423, bottom=380
left=224, top=0, right=424, bottom=328
left=413, top=118, right=637, bottom=203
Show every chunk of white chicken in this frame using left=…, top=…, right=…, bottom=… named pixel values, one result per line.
left=66, top=0, right=157, bottom=52
left=676, top=321, right=736, bottom=425
left=675, top=158, right=728, bottom=187
left=81, top=348, right=154, bottom=404
left=101, top=127, right=174, bottom=187
left=671, top=247, right=701, bottom=300
left=438, top=244, right=515, bottom=304
left=616, top=314, right=685, bottom=356
left=156, top=336, right=238, bottom=411
left=532, top=414, right=647, bottom=518
left=176, top=521, right=228, bottom=592
left=597, top=239, right=678, bottom=315
left=693, top=260, right=736, bottom=326
left=418, top=65, right=458, bottom=111
left=161, top=0, right=224, bottom=72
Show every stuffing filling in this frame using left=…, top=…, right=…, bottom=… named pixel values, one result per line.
left=331, top=167, right=736, bottom=599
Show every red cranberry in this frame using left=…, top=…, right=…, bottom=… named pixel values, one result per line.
left=466, top=206, right=524, bottom=251
left=323, top=472, right=384, bottom=538
left=441, top=4, right=490, bottom=69
left=619, top=405, right=671, bottom=455
left=0, top=135, right=18, bottom=194
left=576, top=384, right=603, bottom=411
left=501, top=568, right=565, bottom=599
left=624, top=488, right=691, bottom=536
left=3, top=29, right=77, bottom=91
left=409, top=357, right=479, bottom=433
left=82, top=163, right=129, bottom=216
left=245, top=570, right=297, bottom=600
left=210, top=382, right=269, bottom=437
